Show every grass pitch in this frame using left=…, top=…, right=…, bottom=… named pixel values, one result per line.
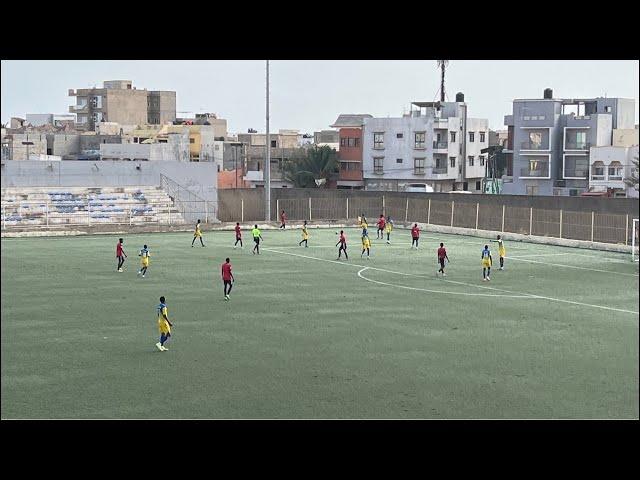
left=1, top=227, right=638, bottom=419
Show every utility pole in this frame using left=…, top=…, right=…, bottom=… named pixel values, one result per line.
left=265, top=60, right=271, bottom=222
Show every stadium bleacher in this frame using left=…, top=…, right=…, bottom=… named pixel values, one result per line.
left=1, top=186, right=186, bottom=227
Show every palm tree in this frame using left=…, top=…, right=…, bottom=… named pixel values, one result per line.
left=624, top=156, right=639, bottom=193
left=282, top=145, right=338, bottom=188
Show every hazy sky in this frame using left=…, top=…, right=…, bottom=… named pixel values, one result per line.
left=2, top=60, right=638, bottom=133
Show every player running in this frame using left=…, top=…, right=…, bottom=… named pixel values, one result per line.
left=361, top=232, right=371, bottom=259
left=155, top=296, right=173, bottom=352
left=385, top=216, right=394, bottom=244
left=137, top=244, right=150, bottom=278
left=481, top=244, right=492, bottom=281
left=495, top=235, right=506, bottom=270
left=280, top=210, right=287, bottom=229
left=411, top=223, right=420, bottom=249
left=221, top=257, right=234, bottom=301
left=191, top=219, right=205, bottom=247
left=376, top=214, right=386, bottom=239
left=252, top=225, right=263, bottom=255
left=234, top=222, right=243, bottom=249
left=299, top=220, right=310, bottom=247
left=436, top=242, right=449, bottom=276
left=116, top=238, right=127, bottom=272
left=336, top=230, right=348, bottom=260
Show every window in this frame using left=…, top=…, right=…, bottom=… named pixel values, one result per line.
left=396, top=158, right=403, bottom=164
left=608, top=162, right=623, bottom=180
left=396, top=133, right=403, bottom=139
left=374, top=133, right=384, bottom=149
left=414, top=158, right=425, bottom=174
left=591, top=161, right=605, bottom=180
left=605, top=106, right=612, bottom=113
left=189, top=138, right=195, bottom=144
left=271, top=140, right=277, bottom=148
left=523, top=116, right=531, bottom=121
left=479, top=156, right=485, bottom=166
left=526, top=185, right=538, bottom=195
left=354, top=138, right=360, bottom=147
left=414, top=132, right=426, bottom=149
left=450, top=131, right=456, bottom=142
left=340, top=137, right=347, bottom=147
left=475, top=181, right=481, bottom=191
left=468, top=156, right=474, bottom=166
left=214, top=145, right=220, bottom=151
left=569, top=189, right=580, bottom=197
left=450, top=157, right=456, bottom=168
left=469, top=132, right=475, bottom=142
left=479, top=132, right=486, bottom=143
left=373, top=157, right=384, bottom=174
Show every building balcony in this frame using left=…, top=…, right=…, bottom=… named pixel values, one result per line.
left=520, top=165, right=550, bottom=178
left=565, top=141, right=590, bottom=151
left=338, top=169, right=363, bottom=181
left=520, top=141, right=549, bottom=150
left=432, top=167, right=448, bottom=174
left=433, top=141, right=448, bottom=150
left=69, top=105, right=87, bottom=113
left=564, top=169, right=588, bottom=179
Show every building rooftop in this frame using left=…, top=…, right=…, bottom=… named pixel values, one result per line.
left=330, top=114, right=372, bottom=128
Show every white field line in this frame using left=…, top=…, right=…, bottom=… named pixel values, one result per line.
left=509, top=253, right=571, bottom=258
left=417, top=234, right=637, bottom=277
left=356, top=268, right=529, bottom=298
left=507, top=256, right=639, bottom=277
left=262, top=248, right=639, bottom=315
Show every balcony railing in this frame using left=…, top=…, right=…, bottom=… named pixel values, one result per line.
left=432, top=167, right=448, bottom=174
left=520, top=141, right=548, bottom=150
left=433, top=141, right=448, bottom=149
left=520, top=165, right=549, bottom=177
left=590, top=174, right=605, bottom=181
left=564, top=169, right=588, bottom=178
left=565, top=141, right=590, bottom=150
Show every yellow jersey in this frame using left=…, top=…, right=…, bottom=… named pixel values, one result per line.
left=157, top=303, right=171, bottom=334
left=362, top=236, right=371, bottom=248
left=302, top=227, right=309, bottom=240
left=498, top=239, right=506, bottom=257
left=140, top=248, right=150, bottom=266
left=194, top=223, right=202, bottom=237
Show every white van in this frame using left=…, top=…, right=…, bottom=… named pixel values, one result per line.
left=405, top=184, right=434, bottom=193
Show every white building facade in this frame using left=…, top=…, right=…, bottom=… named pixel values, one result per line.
left=362, top=98, right=489, bottom=192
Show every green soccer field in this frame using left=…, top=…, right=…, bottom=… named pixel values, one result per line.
left=1, top=227, right=638, bottom=419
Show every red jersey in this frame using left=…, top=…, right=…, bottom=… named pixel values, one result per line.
left=221, top=263, right=233, bottom=281
left=437, top=247, right=447, bottom=259
left=116, top=242, right=123, bottom=256
left=280, top=212, right=287, bottom=222
left=411, top=226, right=420, bottom=238
left=339, top=233, right=347, bottom=245
left=377, top=217, right=386, bottom=228
left=235, top=225, right=241, bottom=238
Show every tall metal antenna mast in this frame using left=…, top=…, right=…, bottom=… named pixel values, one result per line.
left=436, top=60, right=449, bottom=102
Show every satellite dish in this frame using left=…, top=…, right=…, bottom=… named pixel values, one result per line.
left=315, top=178, right=326, bottom=187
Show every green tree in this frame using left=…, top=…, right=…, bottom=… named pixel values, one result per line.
left=624, top=156, right=639, bottom=193
left=282, top=145, right=338, bottom=188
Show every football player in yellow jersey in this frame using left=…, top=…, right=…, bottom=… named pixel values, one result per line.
left=495, top=235, right=506, bottom=270
left=155, top=296, right=173, bottom=352
left=299, top=220, right=310, bottom=248
left=191, top=219, right=205, bottom=247
left=481, top=245, right=492, bottom=281
left=361, top=232, right=371, bottom=259
left=385, top=215, right=394, bottom=244
left=137, top=244, right=150, bottom=278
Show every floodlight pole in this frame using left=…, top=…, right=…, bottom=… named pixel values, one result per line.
left=265, top=60, right=271, bottom=222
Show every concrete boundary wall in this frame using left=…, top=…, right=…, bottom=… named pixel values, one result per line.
left=1, top=160, right=218, bottom=203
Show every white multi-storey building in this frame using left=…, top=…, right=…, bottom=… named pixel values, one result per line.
left=362, top=95, right=489, bottom=192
